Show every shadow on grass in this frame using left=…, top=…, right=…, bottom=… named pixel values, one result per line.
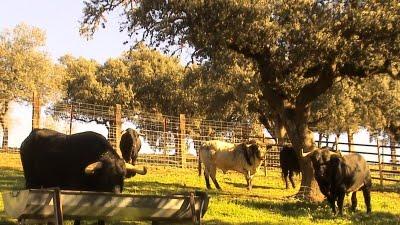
left=124, top=180, right=202, bottom=195
left=0, top=167, right=24, bottom=192
left=223, top=181, right=279, bottom=190
left=371, top=182, right=400, bottom=194
left=233, top=198, right=400, bottom=225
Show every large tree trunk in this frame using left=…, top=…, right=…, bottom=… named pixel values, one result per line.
left=280, top=108, right=324, bottom=202
left=274, top=117, right=287, bottom=145
left=229, top=44, right=334, bottom=202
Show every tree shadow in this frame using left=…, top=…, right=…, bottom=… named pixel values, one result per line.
left=234, top=198, right=400, bottom=224
left=223, top=181, right=279, bottom=190
left=371, top=183, right=400, bottom=194
left=0, top=167, right=24, bottom=192
left=123, top=180, right=204, bottom=195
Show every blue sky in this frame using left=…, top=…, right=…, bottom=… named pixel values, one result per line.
left=1, top=0, right=130, bottom=63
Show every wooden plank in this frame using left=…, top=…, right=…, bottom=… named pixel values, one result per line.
left=2, top=190, right=209, bottom=224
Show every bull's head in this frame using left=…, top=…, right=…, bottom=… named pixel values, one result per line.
left=301, top=148, right=343, bottom=190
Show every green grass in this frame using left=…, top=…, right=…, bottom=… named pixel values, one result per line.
left=0, top=152, right=399, bottom=225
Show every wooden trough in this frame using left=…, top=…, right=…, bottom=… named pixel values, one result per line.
left=2, top=189, right=209, bottom=225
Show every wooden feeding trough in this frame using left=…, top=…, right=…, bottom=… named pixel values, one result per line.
left=2, top=189, right=209, bottom=225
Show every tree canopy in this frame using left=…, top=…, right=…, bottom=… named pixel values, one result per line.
left=0, top=23, right=62, bottom=148
left=0, top=23, right=62, bottom=102
left=81, top=0, right=400, bottom=200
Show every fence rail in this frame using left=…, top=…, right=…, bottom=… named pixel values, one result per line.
left=0, top=95, right=399, bottom=185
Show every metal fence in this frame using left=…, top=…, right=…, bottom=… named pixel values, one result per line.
left=0, top=95, right=399, bottom=185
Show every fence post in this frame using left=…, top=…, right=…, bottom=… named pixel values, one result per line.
left=32, top=91, right=40, bottom=130
left=263, top=133, right=267, bottom=176
left=69, top=104, right=74, bottom=135
left=347, top=128, right=354, bottom=152
left=112, top=104, right=122, bottom=156
left=377, top=140, right=383, bottom=186
left=178, top=114, right=187, bottom=168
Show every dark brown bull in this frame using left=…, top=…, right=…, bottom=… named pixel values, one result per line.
left=20, top=129, right=147, bottom=225
left=279, top=146, right=300, bottom=189
left=302, top=148, right=372, bottom=215
left=120, top=128, right=144, bottom=165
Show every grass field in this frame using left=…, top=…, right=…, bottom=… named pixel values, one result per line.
left=0, top=152, right=399, bottom=225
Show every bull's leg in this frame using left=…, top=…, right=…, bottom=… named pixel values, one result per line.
left=350, top=192, right=358, bottom=211
left=362, top=186, right=372, bottom=213
left=98, top=220, right=105, bottom=225
left=327, top=195, right=336, bottom=215
left=203, top=168, right=212, bottom=189
left=282, top=170, right=289, bottom=189
left=73, top=220, right=80, bottom=225
left=209, top=166, right=221, bottom=190
left=245, top=171, right=253, bottom=190
left=288, top=170, right=296, bottom=188
left=337, top=192, right=345, bottom=216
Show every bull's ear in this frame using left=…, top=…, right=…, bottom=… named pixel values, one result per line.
left=84, top=161, right=103, bottom=175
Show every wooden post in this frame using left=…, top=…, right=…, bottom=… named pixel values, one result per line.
left=334, top=134, right=339, bottom=151
left=112, top=104, right=122, bottom=156
left=347, top=128, right=354, bottom=152
left=32, top=91, right=40, bottom=130
left=163, top=117, right=167, bottom=155
left=390, top=136, right=398, bottom=171
left=52, top=188, right=63, bottom=225
left=263, top=134, right=267, bottom=176
left=69, top=104, right=74, bottom=135
left=178, top=114, right=187, bottom=168
left=317, top=133, right=323, bottom=148
left=377, top=140, right=383, bottom=186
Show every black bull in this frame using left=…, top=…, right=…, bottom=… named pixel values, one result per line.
left=279, top=146, right=300, bottom=189
left=119, top=128, right=143, bottom=164
left=302, top=148, right=372, bottom=215
left=20, top=129, right=147, bottom=193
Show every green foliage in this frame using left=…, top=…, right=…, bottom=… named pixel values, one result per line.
left=0, top=23, right=62, bottom=102
left=311, top=76, right=400, bottom=142
left=123, top=43, right=186, bottom=115
left=183, top=54, right=261, bottom=121
left=80, top=0, right=400, bottom=136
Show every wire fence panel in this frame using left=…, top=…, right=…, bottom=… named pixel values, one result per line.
left=0, top=96, right=399, bottom=184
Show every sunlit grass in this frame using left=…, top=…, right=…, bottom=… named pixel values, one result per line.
left=0, top=152, right=399, bottom=225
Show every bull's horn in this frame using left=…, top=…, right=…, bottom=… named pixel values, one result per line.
left=125, top=163, right=147, bottom=175
left=301, top=148, right=313, bottom=158
left=137, top=131, right=145, bottom=136
left=85, top=161, right=103, bottom=175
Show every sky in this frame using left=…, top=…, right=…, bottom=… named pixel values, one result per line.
left=0, top=0, right=130, bottom=63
